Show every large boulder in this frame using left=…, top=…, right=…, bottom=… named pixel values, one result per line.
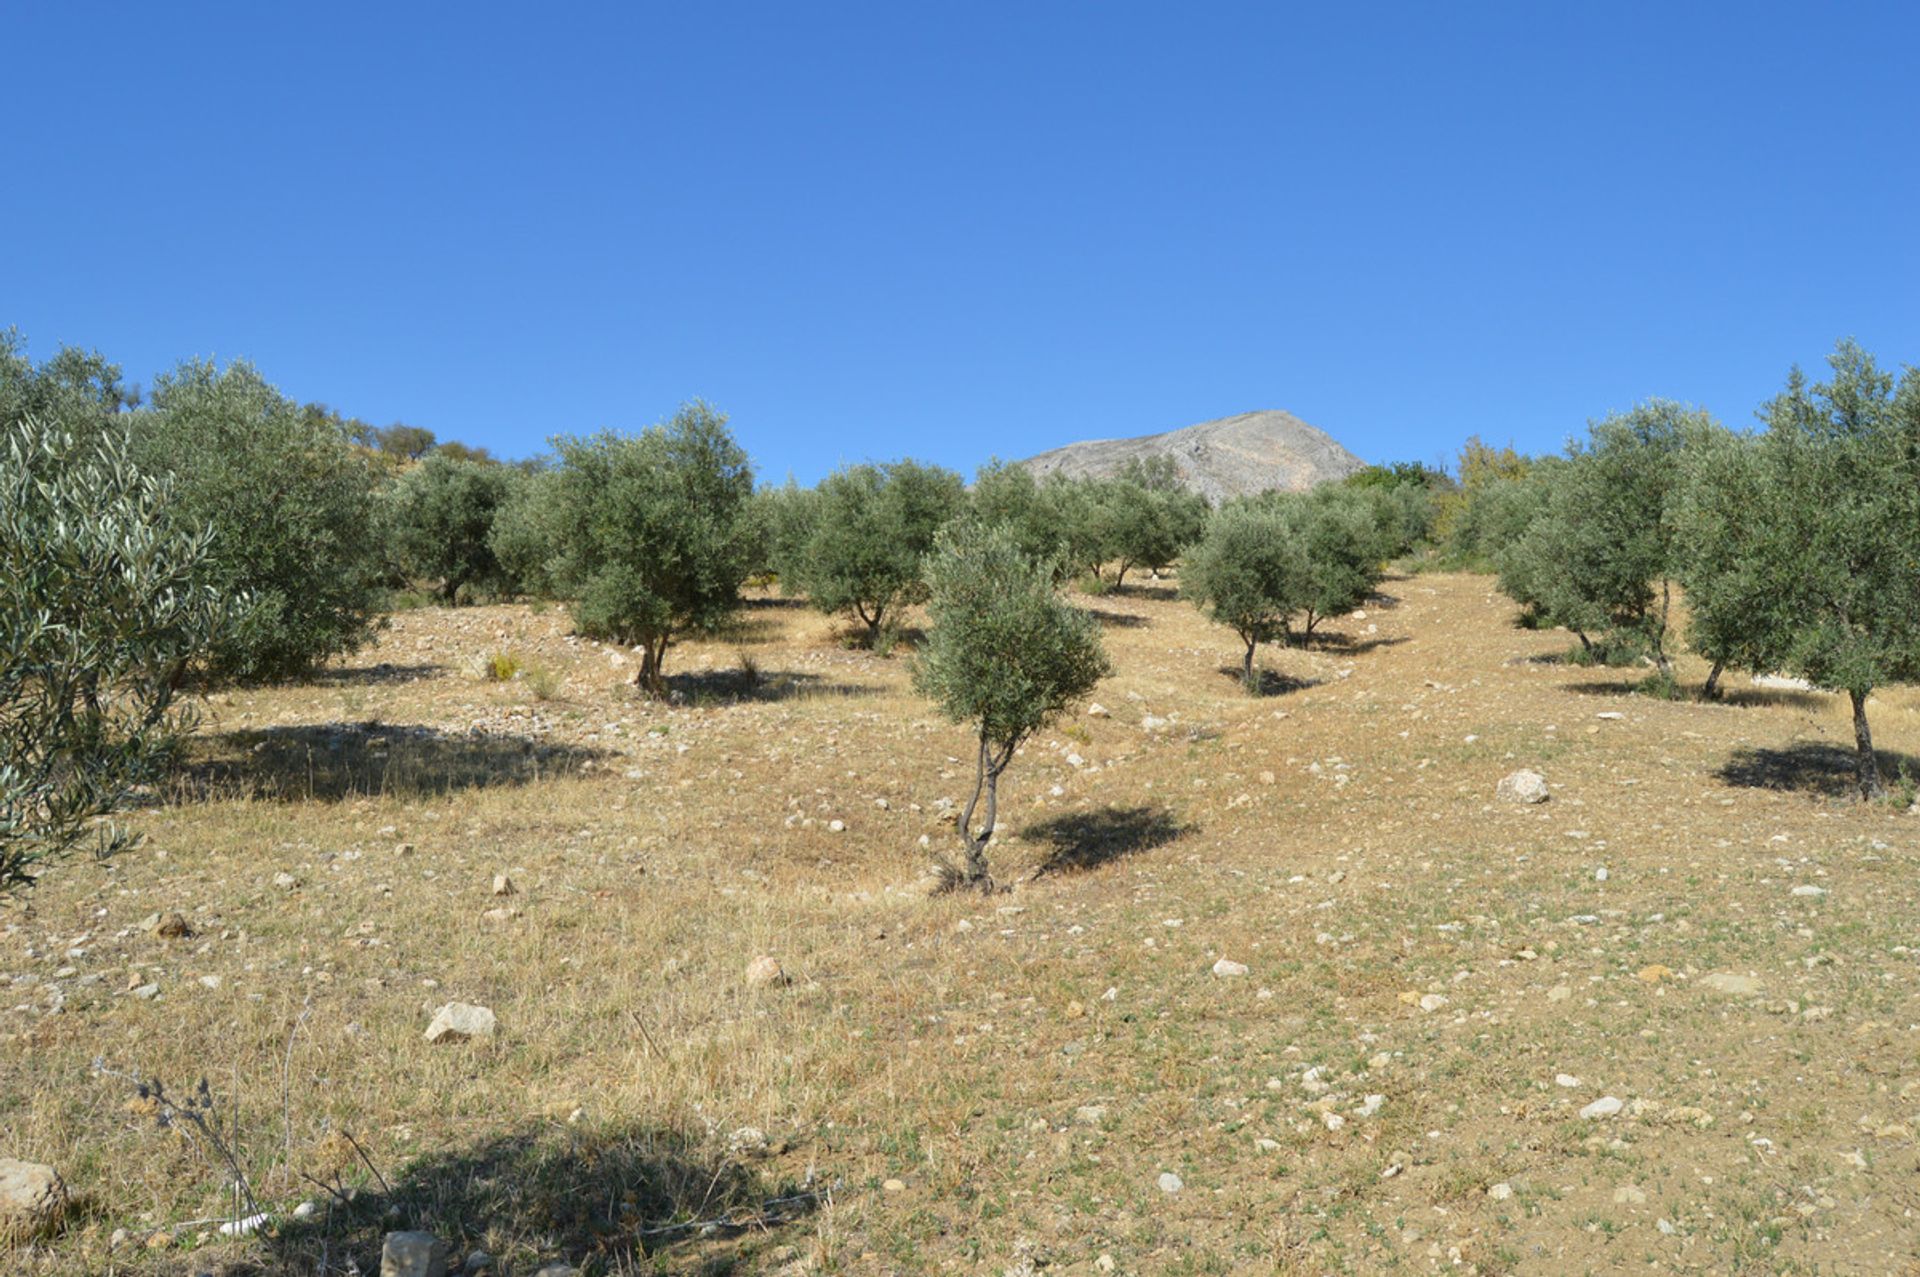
left=0, top=1158, right=68, bottom=1241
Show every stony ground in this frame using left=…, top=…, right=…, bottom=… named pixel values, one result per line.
left=5, top=573, right=1920, bottom=1276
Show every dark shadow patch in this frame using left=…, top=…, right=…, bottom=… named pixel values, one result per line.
left=1714, top=742, right=1920, bottom=799
left=1026, top=804, right=1191, bottom=876
left=306, top=662, right=446, bottom=687
left=1083, top=607, right=1151, bottom=628
left=180, top=722, right=609, bottom=803
left=1712, top=687, right=1833, bottom=712
left=665, top=668, right=876, bottom=706
left=1120, top=580, right=1180, bottom=601
left=263, top=1123, right=818, bottom=1276
left=1293, top=631, right=1410, bottom=656
left=1214, top=666, right=1320, bottom=697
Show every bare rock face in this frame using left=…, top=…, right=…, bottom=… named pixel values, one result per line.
left=0, top=1158, right=68, bottom=1242
left=1497, top=770, right=1551, bottom=804
left=1019, top=410, right=1366, bottom=503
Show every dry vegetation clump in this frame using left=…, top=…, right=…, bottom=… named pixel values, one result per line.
left=5, top=577, right=1920, bottom=1273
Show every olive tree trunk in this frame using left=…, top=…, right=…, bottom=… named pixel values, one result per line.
left=957, top=732, right=1016, bottom=888
left=1850, top=688, right=1885, bottom=800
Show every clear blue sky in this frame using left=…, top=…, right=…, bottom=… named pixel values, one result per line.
left=6, top=2, right=1916, bottom=481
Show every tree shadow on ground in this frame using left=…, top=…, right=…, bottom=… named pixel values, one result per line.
left=1293, top=631, right=1410, bottom=656
left=179, top=722, right=610, bottom=803
left=1026, top=804, right=1192, bottom=876
left=1214, top=666, right=1320, bottom=697
left=1119, top=580, right=1180, bottom=601
left=1712, top=687, right=1834, bottom=712
left=665, top=668, right=877, bottom=706
left=305, top=662, right=447, bottom=687
left=1083, top=606, right=1151, bottom=628
left=263, top=1122, right=820, bottom=1276
left=1714, top=742, right=1920, bottom=800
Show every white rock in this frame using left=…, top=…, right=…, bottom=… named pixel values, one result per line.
left=491, top=874, right=515, bottom=896
left=292, top=1200, right=319, bottom=1220
left=219, top=1211, right=270, bottom=1237
left=1356, top=1094, right=1385, bottom=1118
left=1074, top=1104, right=1108, bottom=1126
left=1156, top=1171, right=1183, bottom=1193
left=1579, top=1096, right=1624, bottom=1120
left=1211, top=958, right=1249, bottom=978
left=1322, top=1112, right=1346, bottom=1132
left=1700, top=972, right=1763, bottom=997
left=425, top=1003, right=496, bottom=1044
left=380, top=1229, right=450, bottom=1277
left=1613, top=1184, right=1648, bottom=1205
left=1418, top=993, right=1448, bottom=1013
left=1497, top=770, right=1551, bottom=804
left=745, top=955, right=788, bottom=987
left=1086, top=703, right=1110, bottom=718
left=726, top=1126, right=769, bottom=1155
left=0, top=1158, right=68, bottom=1240
left=1595, top=868, right=1609, bottom=882
left=1140, top=715, right=1169, bottom=731
left=1555, top=1073, right=1581, bottom=1088
left=827, top=819, right=846, bottom=833
left=1790, top=884, right=1827, bottom=898
left=1487, top=1182, right=1513, bottom=1201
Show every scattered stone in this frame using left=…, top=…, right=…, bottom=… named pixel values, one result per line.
left=1074, top=1105, right=1108, bottom=1126
left=146, top=912, right=193, bottom=940
left=1095, top=1255, right=1116, bottom=1273
left=1790, top=884, right=1827, bottom=898
left=425, top=1002, right=496, bottom=1044
left=1613, top=1184, right=1648, bottom=1205
left=746, top=955, right=789, bottom=987
left=491, top=874, right=515, bottom=896
left=726, top=1126, right=770, bottom=1155
left=292, top=1200, right=319, bottom=1220
left=1140, top=715, right=1169, bottom=731
left=827, top=820, right=846, bottom=833
left=1580, top=1096, right=1624, bottom=1120
left=1356, top=1094, right=1384, bottom=1118
left=380, top=1229, right=449, bottom=1277
left=1086, top=703, right=1110, bottom=718
left=273, top=872, right=299, bottom=891
left=882, top=1178, right=906, bottom=1194
left=1594, top=867, right=1609, bottom=882
left=480, top=907, right=521, bottom=925
left=1322, top=1112, right=1346, bottom=1132
left=1555, top=1074, right=1581, bottom=1088
left=1546, top=985, right=1572, bottom=1003
left=1487, top=1182, right=1513, bottom=1202
left=1595, top=711, right=1625, bottom=720
left=0, top=1158, right=68, bottom=1241
left=1211, top=958, right=1249, bottom=978
left=1636, top=965, right=1675, bottom=985
left=131, top=983, right=160, bottom=1001
left=1156, top=1171, right=1183, bottom=1194
left=1700, top=972, right=1764, bottom=997
left=1496, top=770, right=1550, bottom=804
left=463, top=1252, right=496, bottom=1275
left=529, top=1265, right=577, bottom=1277
left=1417, top=993, right=1448, bottom=1013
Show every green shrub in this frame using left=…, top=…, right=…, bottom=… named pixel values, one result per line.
left=386, top=453, right=515, bottom=603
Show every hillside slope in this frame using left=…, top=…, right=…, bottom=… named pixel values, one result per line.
left=1020, top=408, right=1366, bottom=502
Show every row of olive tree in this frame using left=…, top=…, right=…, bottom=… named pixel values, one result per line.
left=758, top=455, right=1212, bottom=648
left=1182, top=481, right=1430, bottom=691
left=1487, top=340, right=1920, bottom=799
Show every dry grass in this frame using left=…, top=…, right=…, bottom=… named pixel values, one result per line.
left=6, top=576, right=1920, bottom=1274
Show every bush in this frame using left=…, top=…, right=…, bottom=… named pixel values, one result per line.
left=912, top=523, right=1110, bottom=888
left=543, top=402, right=757, bottom=696
left=386, top=453, right=516, bottom=603
left=487, top=464, right=563, bottom=599
left=133, top=359, right=385, bottom=682
left=781, top=460, right=966, bottom=644
left=1, top=416, right=230, bottom=894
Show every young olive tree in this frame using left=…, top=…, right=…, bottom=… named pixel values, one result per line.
left=1740, top=341, right=1920, bottom=798
left=913, top=524, right=1111, bottom=889
left=1284, top=488, right=1387, bottom=638
left=784, top=460, right=966, bottom=644
left=2, top=417, right=230, bottom=895
left=134, top=359, right=385, bottom=682
left=1182, top=501, right=1310, bottom=691
left=545, top=402, right=757, bottom=696
left=1096, top=459, right=1209, bottom=590
left=386, top=452, right=515, bottom=603
left=1496, top=403, right=1698, bottom=670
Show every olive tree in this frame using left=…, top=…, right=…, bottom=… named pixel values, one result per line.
left=912, top=523, right=1111, bottom=889
left=1182, top=501, right=1310, bottom=691
left=386, top=452, right=515, bottom=603
left=544, top=402, right=757, bottom=696
left=135, top=359, right=385, bottom=682
left=1095, top=459, right=1209, bottom=590
left=1672, top=424, right=1779, bottom=698
left=2, top=417, right=230, bottom=895
left=1736, top=341, right=1920, bottom=798
left=783, top=459, right=965, bottom=644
